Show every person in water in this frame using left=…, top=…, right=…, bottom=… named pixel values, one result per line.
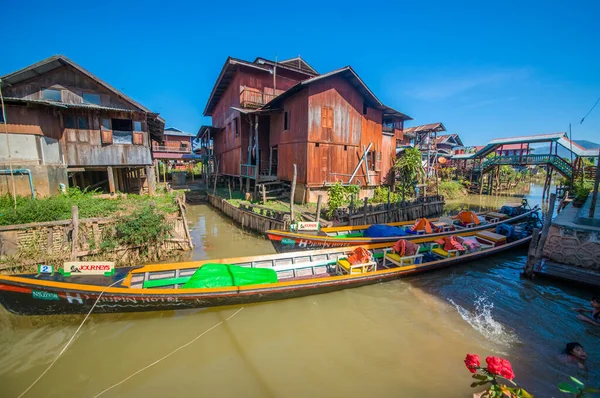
left=559, top=342, right=588, bottom=370
left=573, top=296, right=600, bottom=326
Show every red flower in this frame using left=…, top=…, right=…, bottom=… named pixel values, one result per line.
left=499, top=358, right=515, bottom=380
left=464, top=354, right=480, bottom=373
left=486, top=356, right=503, bottom=375
left=485, top=356, right=515, bottom=380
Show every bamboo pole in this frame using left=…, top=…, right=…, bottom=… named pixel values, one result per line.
left=523, top=227, right=541, bottom=278
left=70, top=206, right=79, bottom=260
left=290, top=164, right=297, bottom=221
left=0, top=79, right=17, bottom=209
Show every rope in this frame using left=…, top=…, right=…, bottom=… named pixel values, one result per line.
left=93, top=307, right=244, bottom=398
left=17, top=277, right=126, bottom=398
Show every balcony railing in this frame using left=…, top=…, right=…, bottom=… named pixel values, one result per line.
left=240, top=89, right=275, bottom=108
left=153, top=145, right=192, bottom=153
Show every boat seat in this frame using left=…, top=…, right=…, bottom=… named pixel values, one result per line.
left=475, top=231, right=507, bottom=246
left=382, top=247, right=424, bottom=268
left=143, top=276, right=191, bottom=289
left=335, top=259, right=376, bottom=275
left=431, top=247, right=460, bottom=258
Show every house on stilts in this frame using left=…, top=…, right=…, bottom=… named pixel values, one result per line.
left=197, top=56, right=412, bottom=203
left=0, top=55, right=164, bottom=197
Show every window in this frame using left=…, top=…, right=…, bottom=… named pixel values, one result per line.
left=42, top=88, right=62, bottom=101
left=113, top=131, right=133, bottom=144
left=284, top=111, right=290, bottom=130
left=101, top=118, right=111, bottom=130
left=362, top=102, right=368, bottom=115
left=82, top=93, right=101, bottom=105
left=368, top=151, right=376, bottom=171
left=344, top=145, right=347, bottom=151
left=133, top=121, right=143, bottom=131
left=77, top=116, right=89, bottom=129
left=315, top=142, right=320, bottom=147
left=233, top=118, right=239, bottom=137
left=321, top=106, right=333, bottom=129
left=64, top=115, right=76, bottom=128
left=0, top=105, right=5, bottom=123
left=382, top=118, right=394, bottom=133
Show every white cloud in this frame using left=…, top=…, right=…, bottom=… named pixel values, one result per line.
left=404, top=68, right=531, bottom=100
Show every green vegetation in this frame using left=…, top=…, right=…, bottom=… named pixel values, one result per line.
left=0, top=188, right=177, bottom=226
left=438, top=181, right=468, bottom=200
left=326, top=182, right=359, bottom=218
left=99, top=207, right=172, bottom=252
left=574, top=179, right=593, bottom=203
left=370, top=185, right=400, bottom=204
left=394, top=147, right=424, bottom=200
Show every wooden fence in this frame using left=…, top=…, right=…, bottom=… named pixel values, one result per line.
left=0, top=203, right=193, bottom=267
left=207, top=193, right=445, bottom=233
left=207, top=194, right=290, bottom=233
left=340, top=195, right=445, bottom=226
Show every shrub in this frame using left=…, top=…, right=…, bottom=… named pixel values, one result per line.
left=438, top=181, right=467, bottom=200
left=574, top=179, right=593, bottom=203
left=326, top=182, right=359, bottom=218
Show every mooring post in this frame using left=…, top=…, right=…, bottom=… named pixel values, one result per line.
left=290, top=164, right=297, bottom=222
left=228, top=178, right=232, bottom=200
left=315, top=194, right=323, bottom=224
left=523, top=227, right=541, bottom=278
left=362, top=197, right=368, bottom=224
left=534, top=192, right=556, bottom=261
left=70, top=205, right=79, bottom=261
left=386, top=189, right=391, bottom=223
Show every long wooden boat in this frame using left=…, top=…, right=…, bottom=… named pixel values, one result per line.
left=0, top=226, right=534, bottom=316
left=266, top=205, right=539, bottom=253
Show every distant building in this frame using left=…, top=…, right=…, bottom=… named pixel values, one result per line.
left=435, top=133, right=464, bottom=155
left=152, top=127, right=200, bottom=170
left=198, top=56, right=412, bottom=202
left=0, top=55, right=164, bottom=197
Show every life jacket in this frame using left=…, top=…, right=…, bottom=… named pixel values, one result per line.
left=392, top=239, right=419, bottom=256
left=443, top=236, right=466, bottom=252
left=410, top=218, right=433, bottom=234
left=346, top=246, right=373, bottom=265
left=456, top=211, right=480, bottom=225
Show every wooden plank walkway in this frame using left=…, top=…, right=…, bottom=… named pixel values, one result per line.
left=535, top=260, right=600, bottom=288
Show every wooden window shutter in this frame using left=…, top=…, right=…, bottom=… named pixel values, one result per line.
left=321, top=106, right=327, bottom=127
left=101, top=129, right=113, bottom=144
left=375, top=151, right=382, bottom=171
left=133, top=131, right=143, bottom=145
left=327, top=107, right=333, bottom=129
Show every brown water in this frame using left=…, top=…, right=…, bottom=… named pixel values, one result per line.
left=1, top=185, right=598, bottom=398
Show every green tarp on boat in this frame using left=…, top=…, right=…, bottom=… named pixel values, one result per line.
left=182, top=263, right=278, bottom=289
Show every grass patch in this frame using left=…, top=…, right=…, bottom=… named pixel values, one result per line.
left=0, top=188, right=178, bottom=226
left=438, top=181, right=468, bottom=200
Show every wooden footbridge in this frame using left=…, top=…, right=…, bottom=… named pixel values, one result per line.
left=452, top=132, right=599, bottom=197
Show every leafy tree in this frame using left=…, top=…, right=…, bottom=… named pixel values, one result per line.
left=393, top=147, right=424, bottom=200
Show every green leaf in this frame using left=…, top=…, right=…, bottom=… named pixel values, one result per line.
left=570, top=377, right=585, bottom=387
left=558, top=382, right=579, bottom=394
left=473, top=374, right=488, bottom=381
left=471, top=381, right=491, bottom=388
left=583, top=387, right=600, bottom=393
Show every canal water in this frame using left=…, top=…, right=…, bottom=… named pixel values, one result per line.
left=1, top=184, right=598, bottom=397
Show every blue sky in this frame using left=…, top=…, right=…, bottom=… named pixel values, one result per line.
left=2, top=0, right=599, bottom=146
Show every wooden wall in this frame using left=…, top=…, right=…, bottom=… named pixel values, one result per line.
left=270, top=88, right=309, bottom=183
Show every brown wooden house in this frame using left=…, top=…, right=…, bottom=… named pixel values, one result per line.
left=199, top=56, right=411, bottom=202
left=0, top=55, right=164, bottom=197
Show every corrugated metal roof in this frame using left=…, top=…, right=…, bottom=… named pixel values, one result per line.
left=1, top=55, right=158, bottom=117
left=3, top=97, right=137, bottom=113
left=164, top=127, right=195, bottom=137
left=403, top=123, right=446, bottom=135
left=261, top=66, right=412, bottom=120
